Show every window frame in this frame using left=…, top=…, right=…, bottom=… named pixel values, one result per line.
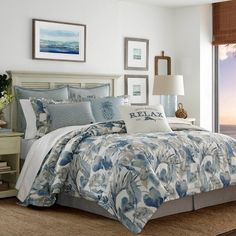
left=213, top=45, right=219, bottom=133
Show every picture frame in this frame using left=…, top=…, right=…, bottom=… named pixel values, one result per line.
left=124, top=37, right=149, bottom=70
left=125, top=75, right=149, bottom=105
left=32, top=19, right=86, bottom=62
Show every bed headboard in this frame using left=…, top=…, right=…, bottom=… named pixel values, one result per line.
left=8, top=70, right=122, bottom=131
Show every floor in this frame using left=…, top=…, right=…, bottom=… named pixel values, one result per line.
left=1, top=198, right=236, bottom=236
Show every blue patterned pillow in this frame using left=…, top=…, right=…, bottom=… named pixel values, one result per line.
left=15, top=86, right=69, bottom=132
left=69, top=84, right=110, bottom=102
left=30, top=98, right=68, bottom=138
left=47, top=102, right=95, bottom=130
left=90, top=96, right=129, bottom=122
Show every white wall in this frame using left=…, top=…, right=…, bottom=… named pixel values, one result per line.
left=1, top=0, right=120, bottom=74
left=118, top=1, right=175, bottom=104
left=174, top=5, right=213, bottom=130
left=0, top=0, right=175, bottom=104
left=174, top=6, right=201, bottom=125
left=200, top=5, right=213, bottom=131
left=1, top=0, right=213, bottom=128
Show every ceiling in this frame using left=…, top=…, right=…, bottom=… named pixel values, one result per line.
left=122, top=0, right=228, bottom=8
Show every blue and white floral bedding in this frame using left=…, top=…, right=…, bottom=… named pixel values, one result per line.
left=18, top=121, right=236, bottom=233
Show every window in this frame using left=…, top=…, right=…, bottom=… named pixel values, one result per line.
left=217, top=44, right=236, bottom=138
left=213, top=1, right=236, bottom=138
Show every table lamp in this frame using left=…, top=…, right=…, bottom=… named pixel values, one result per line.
left=153, top=75, right=184, bottom=117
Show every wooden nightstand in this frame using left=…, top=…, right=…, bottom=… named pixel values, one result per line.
left=167, top=117, right=196, bottom=125
left=0, top=132, right=23, bottom=198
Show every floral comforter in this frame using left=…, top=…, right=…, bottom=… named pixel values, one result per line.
left=22, top=121, right=236, bottom=233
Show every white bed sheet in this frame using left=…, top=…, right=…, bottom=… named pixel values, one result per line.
left=21, top=139, right=36, bottom=160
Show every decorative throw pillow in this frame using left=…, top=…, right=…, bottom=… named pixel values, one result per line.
left=90, top=96, right=129, bottom=122
left=47, top=102, right=95, bottom=131
left=30, top=98, right=67, bottom=138
left=118, top=105, right=172, bottom=134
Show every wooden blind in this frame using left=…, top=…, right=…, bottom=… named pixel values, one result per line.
left=213, top=0, right=236, bottom=45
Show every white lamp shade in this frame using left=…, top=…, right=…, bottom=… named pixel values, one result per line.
left=153, top=75, right=184, bottom=96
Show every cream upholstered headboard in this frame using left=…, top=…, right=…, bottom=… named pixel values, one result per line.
left=8, top=70, right=121, bottom=131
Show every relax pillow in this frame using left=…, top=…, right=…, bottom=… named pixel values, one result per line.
left=69, top=84, right=110, bottom=102
left=47, top=102, right=95, bottom=130
left=90, top=96, right=129, bottom=122
left=15, top=86, right=69, bottom=132
left=118, top=105, right=172, bottom=134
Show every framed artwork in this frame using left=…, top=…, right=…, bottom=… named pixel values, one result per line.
left=124, top=37, right=149, bottom=70
left=125, top=75, right=149, bottom=105
left=32, top=19, right=86, bottom=62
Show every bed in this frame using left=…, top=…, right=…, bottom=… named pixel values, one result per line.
left=10, top=71, right=236, bottom=234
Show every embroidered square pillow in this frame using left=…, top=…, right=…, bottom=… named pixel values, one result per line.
left=118, top=105, right=172, bottom=134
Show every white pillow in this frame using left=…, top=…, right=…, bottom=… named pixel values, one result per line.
left=19, top=99, right=37, bottom=139
left=119, top=105, right=172, bottom=134
left=167, top=117, right=192, bottom=125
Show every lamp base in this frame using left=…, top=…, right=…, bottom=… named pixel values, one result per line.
left=160, top=95, right=177, bottom=117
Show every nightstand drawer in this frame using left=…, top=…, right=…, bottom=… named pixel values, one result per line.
left=0, top=137, right=21, bottom=155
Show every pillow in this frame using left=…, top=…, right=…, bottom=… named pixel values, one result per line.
left=15, top=86, right=69, bottom=132
left=69, top=84, right=110, bottom=102
left=118, top=105, right=172, bottom=134
left=47, top=102, right=95, bottom=130
left=167, top=117, right=192, bottom=125
left=19, top=99, right=37, bottom=139
left=90, top=96, right=128, bottom=122
left=30, top=98, right=65, bottom=138
left=15, top=86, right=69, bottom=100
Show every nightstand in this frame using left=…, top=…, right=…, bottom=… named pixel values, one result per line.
left=167, top=117, right=196, bottom=125
left=0, top=132, right=23, bottom=198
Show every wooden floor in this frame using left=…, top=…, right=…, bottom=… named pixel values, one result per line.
left=1, top=198, right=236, bottom=236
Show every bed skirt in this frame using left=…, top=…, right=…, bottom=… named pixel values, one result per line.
left=56, top=185, right=236, bottom=220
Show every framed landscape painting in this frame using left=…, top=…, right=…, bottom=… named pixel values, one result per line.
left=124, top=37, right=149, bottom=70
left=125, top=75, right=149, bottom=105
left=33, top=19, right=86, bottom=62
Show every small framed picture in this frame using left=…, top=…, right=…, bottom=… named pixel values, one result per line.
left=124, top=37, right=149, bottom=70
left=125, top=75, right=149, bottom=105
left=33, top=19, right=86, bottom=62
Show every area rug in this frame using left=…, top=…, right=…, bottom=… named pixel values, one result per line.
left=1, top=198, right=236, bottom=236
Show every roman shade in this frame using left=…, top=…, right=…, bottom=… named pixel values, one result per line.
left=213, top=0, right=236, bottom=45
